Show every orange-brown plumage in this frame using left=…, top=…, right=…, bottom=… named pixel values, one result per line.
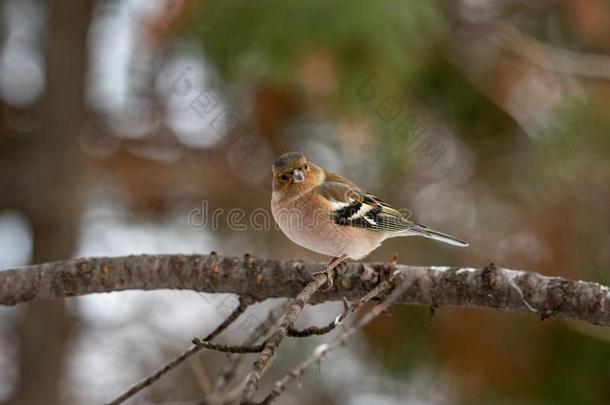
left=271, top=152, right=467, bottom=260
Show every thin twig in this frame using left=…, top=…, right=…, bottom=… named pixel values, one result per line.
left=107, top=296, right=252, bottom=405
left=212, top=303, right=287, bottom=401
left=260, top=276, right=409, bottom=404
left=286, top=298, right=351, bottom=338
left=190, top=339, right=266, bottom=354
left=284, top=256, right=395, bottom=339
left=241, top=261, right=339, bottom=403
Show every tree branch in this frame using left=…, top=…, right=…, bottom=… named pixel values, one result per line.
left=260, top=276, right=404, bottom=404
left=1, top=254, right=610, bottom=326
left=212, top=304, right=287, bottom=402
left=107, top=295, right=252, bottom=405
left=286, top=297, right=350, bottom=337
left=241, top=265, right=331, bottom=402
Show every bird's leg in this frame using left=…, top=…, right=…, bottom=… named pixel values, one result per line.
left=371, top=253, right=400, bottom=304
left=312, top=254, right=348, bottom=291
left=382, top=253, right=399, bottom=280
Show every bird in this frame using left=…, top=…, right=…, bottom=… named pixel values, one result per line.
left=270, top=152, right=468, bottom=288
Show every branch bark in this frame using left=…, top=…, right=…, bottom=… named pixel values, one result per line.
left=1, top=254, right=610, bottom=326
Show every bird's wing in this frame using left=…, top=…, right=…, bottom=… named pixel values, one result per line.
left=318, top=170, right=469, bottom=247
left=318, top=171, right=413, bottom=233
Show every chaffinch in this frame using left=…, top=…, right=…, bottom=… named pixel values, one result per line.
left=271, top=152, right=468, bottom=286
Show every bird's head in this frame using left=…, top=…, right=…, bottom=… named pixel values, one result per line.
left=272, top=152, right=324, bottom=200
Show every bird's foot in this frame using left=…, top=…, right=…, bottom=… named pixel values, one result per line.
left=313, top=254, right=348, bottom=291
left=380, top=252, right=399, bottom=282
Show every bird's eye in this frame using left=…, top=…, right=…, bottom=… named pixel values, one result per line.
left=303, top=164, right=309, bottom=170
left=279, top=174, right=290, bottom=181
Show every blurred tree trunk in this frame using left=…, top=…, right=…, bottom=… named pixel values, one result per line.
left=10, top=0, right=94, bottom=404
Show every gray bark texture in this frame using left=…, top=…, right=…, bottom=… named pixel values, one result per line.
left=1, top=254, right=609, bottom=326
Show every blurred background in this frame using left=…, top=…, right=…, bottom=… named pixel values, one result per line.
left=1, top=0, right=610, bottom=403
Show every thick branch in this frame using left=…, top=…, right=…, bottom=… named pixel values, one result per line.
left=1, top=254, right=610, bottom=326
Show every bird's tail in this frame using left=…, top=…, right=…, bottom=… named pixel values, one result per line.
left=407, top=223, right=469, bottom=247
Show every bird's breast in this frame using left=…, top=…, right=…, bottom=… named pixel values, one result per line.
left=271, top=195, right=383, bottom=259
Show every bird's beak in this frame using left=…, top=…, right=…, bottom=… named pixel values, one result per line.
left=292, top=169, right=304, bottom=183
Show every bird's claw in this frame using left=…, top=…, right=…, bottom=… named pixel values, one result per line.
left=313, top=254, right=348, bottom=291
left=313, top=267, right=336, bottom=291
